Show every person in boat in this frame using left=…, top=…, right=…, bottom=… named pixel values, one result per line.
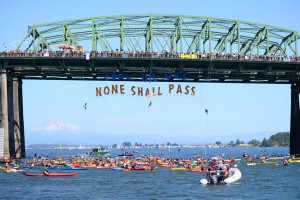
left=186, top=163, right=192, bottom=170
left=14, top=164, right=20, bottom=170
left=243, top=152, right=247, bottom=160
left=283, top=159, right=289, bottom=166
left=4, top=163, right=12, bottom=170
left=150, top=161, right=156, bottom=173
left=249, top=156, right=254, bottom=163
left=200, top=164, right=206, bottom=172
left=229, top=157, right=235, bottom=168
left=219, top=164, right=229, bottom=177
left=43, top=167, right=49, bottom=175
left=207, top=165, right=216, bottom=178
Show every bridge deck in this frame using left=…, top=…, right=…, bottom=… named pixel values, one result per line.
left=1, top=55, right=299, bottom=84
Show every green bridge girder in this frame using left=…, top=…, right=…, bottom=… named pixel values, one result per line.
left=16, top=15, right=299, bottom=56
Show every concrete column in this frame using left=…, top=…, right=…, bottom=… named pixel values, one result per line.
left=13, top=78, right=25, bottom=158
left=19, top=79, right=25, bottom=158
left=290, top=83, right=300, bottom=156
left=0, top=70, right=10, bottom=158
left=7, top=73, right=15, bottom=158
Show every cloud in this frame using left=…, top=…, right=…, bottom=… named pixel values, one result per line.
left=31, top=117, right=80, bottom=132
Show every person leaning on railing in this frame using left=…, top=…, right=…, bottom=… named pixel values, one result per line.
left=0, top=50, right=300, bottom=62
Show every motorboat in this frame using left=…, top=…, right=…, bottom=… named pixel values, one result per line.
left=118, top=151, right=135, bottom=157
left=200, top=167, right=242, bottom=185
left=89, top=146, right=110, bottom=156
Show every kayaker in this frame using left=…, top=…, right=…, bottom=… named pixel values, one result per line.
left=249, top=156, right=254, bottom=163
left=200, top=165, right=206, bottom=172
left=283, top=159, right=289, bottom=166
left=186, top=163, right=192, bottom=170
left=229, top=157, right=235, bottom=168
left=4, top=163, right=12, bottom=170
left=220, top=165, right=228, bottom=177
left=43, top=167, right=49, bottom=175
left=150, top=162, right=156, bottom=173
left=14, top=164, right=20, bottom=170
left=207, top=165, right=216, bottom=178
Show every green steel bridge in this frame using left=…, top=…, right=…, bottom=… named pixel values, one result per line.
left=0, top=15, right=300, bottom=158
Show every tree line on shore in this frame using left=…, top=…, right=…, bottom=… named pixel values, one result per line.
left=28, top=132, right=289, bottom=149
left=221, top=132, right=290, bottom=147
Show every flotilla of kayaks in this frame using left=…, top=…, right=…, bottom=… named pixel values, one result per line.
left=1, top=154, right=299, bottom=181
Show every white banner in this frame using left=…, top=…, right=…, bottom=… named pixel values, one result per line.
left=0, top=128, right=4, bottom=157
left=86, top=52, right=90, bottom=60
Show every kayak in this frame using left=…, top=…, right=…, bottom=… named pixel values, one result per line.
left=288, top=159, right=300, bottom=163
left=160, top=165, right=175, bottom=168
left=96, top=166, right=115, bottom=169
left=131, top=168, right=145, bottom=171
left=112, top=167, right=123, bottom=171
left=247, top=163, right=257, bottom=166
left=24, top=172, right=78, bottom=177
left=4, top=169, right=23, bottom=173
left=262, top=162, right=278, bottom=165
left=190, top=169, right=207, bottom=173
left=141, top=166, right=151, bottom=170
left=171, top=167, right=188, bottom=171
left=61, top=167, right=87, bottom=170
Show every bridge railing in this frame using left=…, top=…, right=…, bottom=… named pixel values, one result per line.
left=0, top=50, right=299, bottom=62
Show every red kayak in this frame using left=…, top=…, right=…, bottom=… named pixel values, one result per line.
left=189, top=169, right=208, bottom=173
left=24, top=172, right=78, bottom=177
left=131, top=168, right=145, bottom=171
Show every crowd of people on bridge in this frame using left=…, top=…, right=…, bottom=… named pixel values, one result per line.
left=0, top=48, right=299, bottom=62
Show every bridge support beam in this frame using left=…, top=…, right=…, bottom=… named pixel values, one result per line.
left=0, top=70, right=25, bottom=159
left=290, top=83, right=300, bottom=156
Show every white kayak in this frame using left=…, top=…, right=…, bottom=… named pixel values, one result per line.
left=247, top=163, right=257, bottom=166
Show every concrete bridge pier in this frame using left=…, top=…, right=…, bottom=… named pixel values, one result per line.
left=0, top=70, right=25, bottom=159
left=13, top=78, right=25, bottom=158
left=290, top=83, right=300, bottom=156
left=0, top=70, right=10, bottom=158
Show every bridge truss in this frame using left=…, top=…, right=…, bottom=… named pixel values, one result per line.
left=16, top=15, right=299, bottom=56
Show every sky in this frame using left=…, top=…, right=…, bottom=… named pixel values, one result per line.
left=1, top=0, right=299, bottom=146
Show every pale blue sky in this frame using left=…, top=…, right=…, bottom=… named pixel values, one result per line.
left=1, top=0, right=299, bottom=145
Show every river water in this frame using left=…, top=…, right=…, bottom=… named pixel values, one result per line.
left=1, top=147, right=299, bottom=199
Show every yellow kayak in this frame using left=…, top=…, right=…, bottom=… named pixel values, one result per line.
left=171, top=167, right=188, bottom=171
left=288, top=159, right=300, bottom=163
left=262, top=162, right=279, bottom=165
left=4, top=169, right=23, bottom=173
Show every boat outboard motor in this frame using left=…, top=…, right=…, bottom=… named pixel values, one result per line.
left=210, top=175, right=218, bottom=184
